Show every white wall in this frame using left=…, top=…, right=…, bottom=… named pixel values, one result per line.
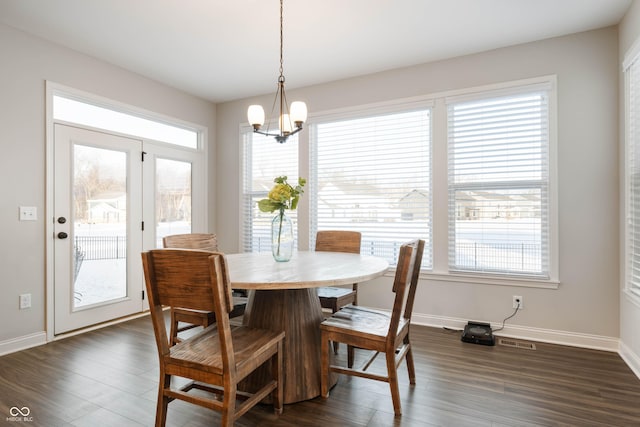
left=0, top=20, right=625, bottom=356
left=216, top=27, right=621, bottom=349
left=0, top=23, right=216, bottom=348
left=618, top=1, right=640, bottom=376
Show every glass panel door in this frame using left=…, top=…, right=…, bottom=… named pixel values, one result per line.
left=54, top=124, right=143, bottom=334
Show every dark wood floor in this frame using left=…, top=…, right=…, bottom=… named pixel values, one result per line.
left=1, top=315, right=640, bottom=426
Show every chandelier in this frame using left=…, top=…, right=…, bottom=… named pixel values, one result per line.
left=247, top=0, right=307, bottom=144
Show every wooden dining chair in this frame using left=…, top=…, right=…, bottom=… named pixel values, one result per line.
left=315, top=230, right=362, bottom=354
left=162, top=233, right=247, bottom=345
left=320, top=239, right=424, bottom=416
left=142, top=249, right=285, bottom=427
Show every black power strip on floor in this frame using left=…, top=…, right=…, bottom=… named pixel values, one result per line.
left=461, top=321, right=495, bottom=346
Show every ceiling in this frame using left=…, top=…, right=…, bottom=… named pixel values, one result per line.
left=0, top=0, right=633, bottom=103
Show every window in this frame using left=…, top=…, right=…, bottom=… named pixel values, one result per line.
left=447, top=84, right=551, bottom=277
left=239, top=77, right=556, bottom=284
left=53, top=96, right=198, bottom=149
left=52, top=92, right=205, bottom=248
left=242, top=130, right=299, bottom=252
left=624, top=45, right=640, bottom=296
left=309, top=107, right=432, bottom=267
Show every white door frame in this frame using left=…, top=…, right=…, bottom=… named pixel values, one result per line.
left=45, top=81, right=208, bottom=340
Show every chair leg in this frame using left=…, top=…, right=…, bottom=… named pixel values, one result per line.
left=320, top=334, right=330, bottom=398
left=331, top=304, right=339, bottom=354
left=155, top=374, right=171, bottom=427
left=405, top=338, right=416, bottom=385
left=352, top=283, right=358, bottom=305
left=347, top=345, right=355, bottom=368
left=221, top=388, right=236, bottom=427
left=272, top=341, right=284, bottom=414
left=386, top=351, right=402, bottom=416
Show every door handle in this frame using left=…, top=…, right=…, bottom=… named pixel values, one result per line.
left=57, top=232, right=68, bottom=239
left=57, top=217, right=67, bottom=224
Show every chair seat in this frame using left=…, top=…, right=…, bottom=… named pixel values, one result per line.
left=174, top=296, right=247, bottom=324
left=320, top=305, right=410, bottom=345
left=169, top=324, right=285, bottom=381
left=317, top=287, right=355, bottom=299
left=318, top=287, right=356, bottom=313
left=229, top=296, right=248, bottom=317
left=171, top=296, right=248, bottom=345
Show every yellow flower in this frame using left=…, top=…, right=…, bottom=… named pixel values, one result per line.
left=258, top=176, right=306, bottom=213
left=268, top=183, right=292, bottom=202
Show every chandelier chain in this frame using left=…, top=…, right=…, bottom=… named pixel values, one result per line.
left=247, top=0, right=306, bottom=143
left=279, top=0, right=284, bottom=79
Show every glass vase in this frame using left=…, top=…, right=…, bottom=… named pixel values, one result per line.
left=271, top=209, right=294, bottom=262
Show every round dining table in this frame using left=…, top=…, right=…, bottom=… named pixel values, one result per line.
left=225, top=251, right=389, bottom=404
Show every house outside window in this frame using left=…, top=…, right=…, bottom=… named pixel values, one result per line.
left=309, top=107, right=432, bottom=268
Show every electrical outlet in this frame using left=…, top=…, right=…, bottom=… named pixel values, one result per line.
left=513, top=295, right=523, bottom=309
left=19, top=293, right=31, bottom=309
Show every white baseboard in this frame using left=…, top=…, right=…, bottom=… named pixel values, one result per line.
left=619, top=341, right=640, bottom=379
left=1, top=312, right=150, bottom=356
left=411, top=313, right=620, bottom=352
left=0, top=331, right=47, bottom=356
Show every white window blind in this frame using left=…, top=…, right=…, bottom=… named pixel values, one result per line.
left=626, top=53, right=640, bottom=296
left=242, top=131, right=299, bottom=252
left=447, top=86, right=550, bottom=277
left=310, top=108, right=432, bottom=268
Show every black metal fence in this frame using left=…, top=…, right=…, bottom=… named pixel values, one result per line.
left=74, top=236, right=127, bottom=260
left=78, top=234, right=540, bottom=274
left=455, top=242, right=541, bottom=273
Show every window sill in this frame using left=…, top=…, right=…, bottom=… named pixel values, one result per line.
left=383, top=269, right=559, bottom=289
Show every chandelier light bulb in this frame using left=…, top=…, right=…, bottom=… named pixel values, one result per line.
left=290, top=101, right=307, bottom=126
left=247, top=105, right=265, bottom=130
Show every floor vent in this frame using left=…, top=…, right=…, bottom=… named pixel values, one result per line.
left=498, top=338, right=536, bottom=350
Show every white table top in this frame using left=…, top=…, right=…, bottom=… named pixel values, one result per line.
left=226, top=251, right=389, bottom=290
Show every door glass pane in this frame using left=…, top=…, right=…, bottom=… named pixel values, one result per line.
left=156, top=158, right=192, bottom=247
left=73, top=145, right=128, bottom=308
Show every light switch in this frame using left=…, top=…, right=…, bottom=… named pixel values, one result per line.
left=19, top=206, right=37, bottom=221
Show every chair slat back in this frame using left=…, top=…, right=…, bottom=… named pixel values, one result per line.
left=403, top=239, right=425, bottom=320
left=141, top=249, right=235, bottom=357
left=163, top=233, right=218, bottom=252
left=163, top=233, right=237, bottom=307
left=207, top=253, right=235, bottom=371
left=315, top=230, right=361, bottom=254
left=387, top=240, right=424, bottom=342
